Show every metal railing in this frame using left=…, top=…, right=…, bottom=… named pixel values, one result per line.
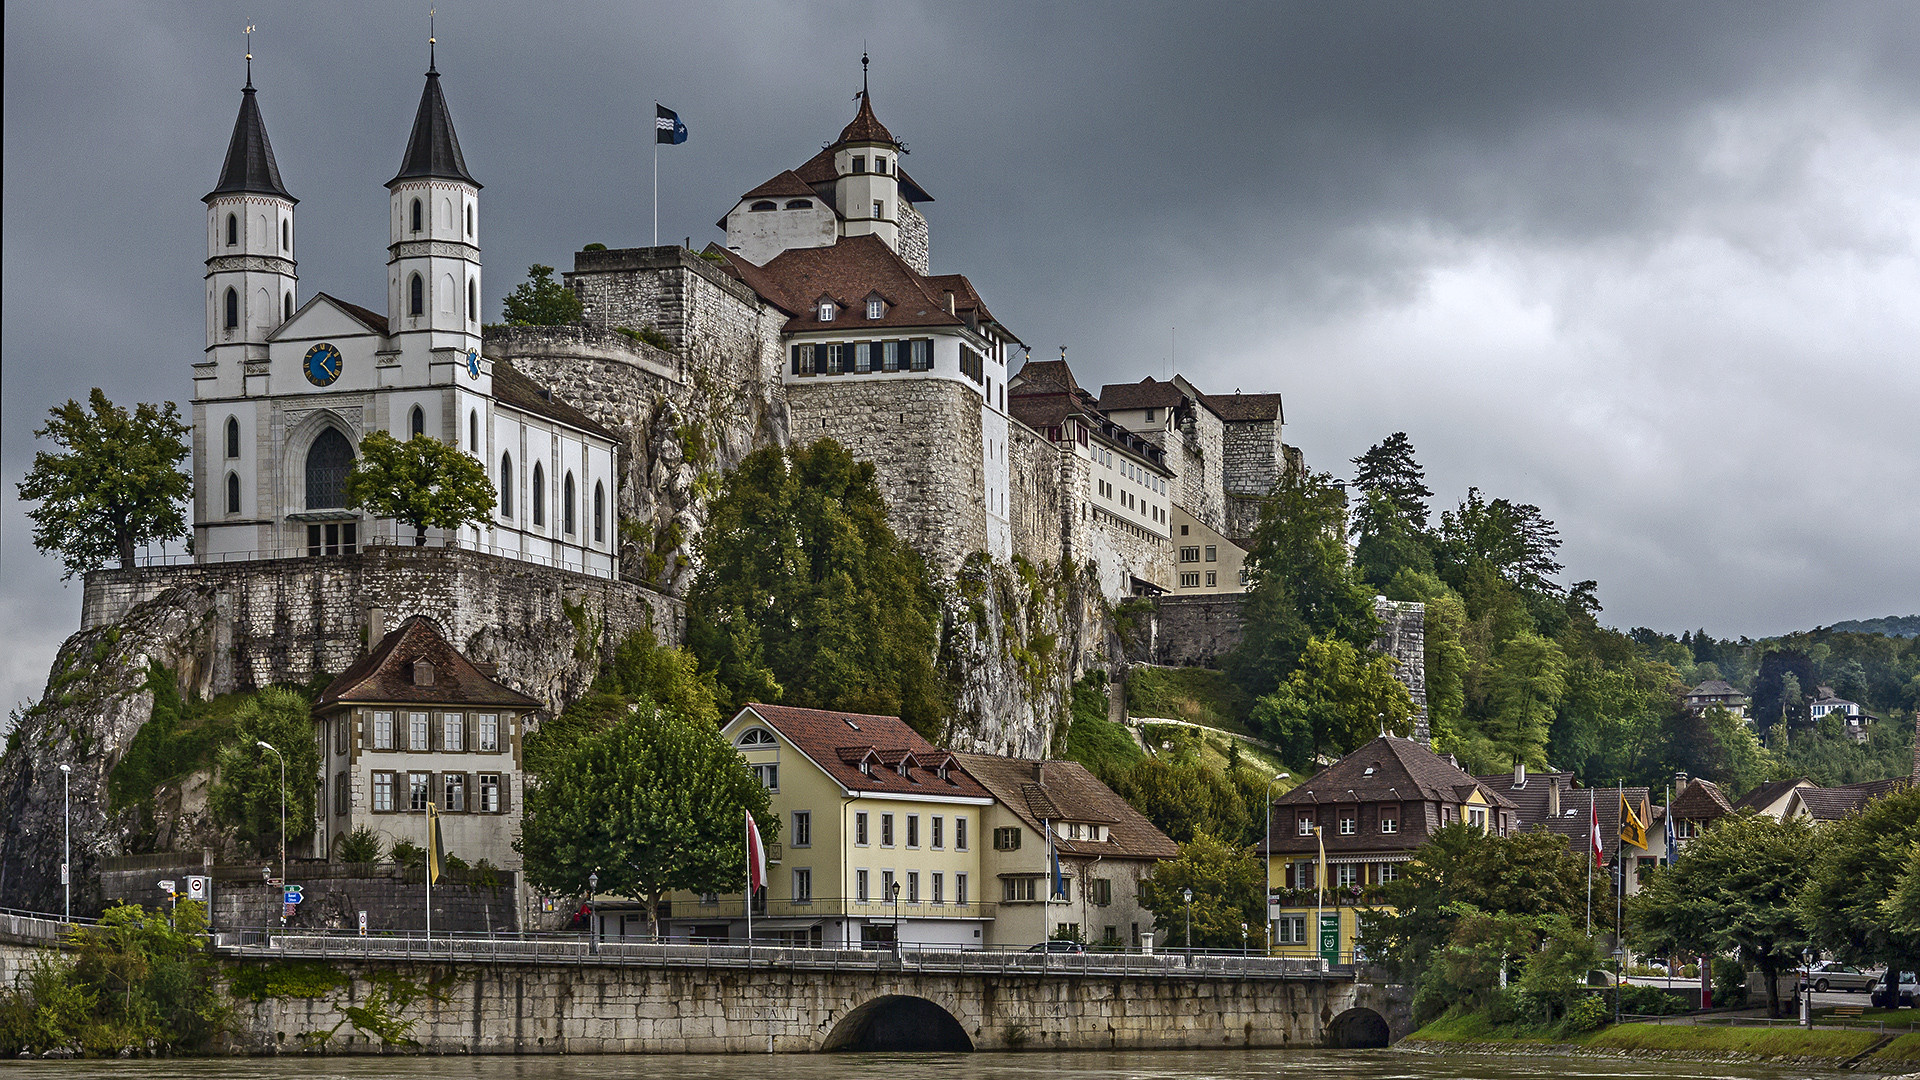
left=210, top=927, right=1333, bottom=979
left=0, top=907, right=96, bottom=944
left=121, top=534, right=617, bottom=580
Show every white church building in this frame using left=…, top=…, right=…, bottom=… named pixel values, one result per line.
left=191, top=57, right=618, bottom=578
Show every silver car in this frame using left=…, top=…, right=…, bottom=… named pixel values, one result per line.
left=1800, top=961, right=1877, bottom=993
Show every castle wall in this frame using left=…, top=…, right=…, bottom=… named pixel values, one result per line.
left=897, top=201, right=930, bottom=274
left=1373, top=598, right=1430, bottom=744
left=1148, top=594, right=1247, bottom=667
left=1176, top=408, right=1228, bottom=534
left=1223, top=419, right=1284, bottom=499
left=564, top=246, right=786, bottom=391
left=1006, top=420, right=1066, bottom=571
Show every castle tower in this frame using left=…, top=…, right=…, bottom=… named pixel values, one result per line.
left=386, top=49, right=481, bottom=360
left=203, top=66, right=296, bottom=368
left=831, top=87, right=904, bottom=252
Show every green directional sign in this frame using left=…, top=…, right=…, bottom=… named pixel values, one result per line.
left=1319, top=913, right=1342, bottom=965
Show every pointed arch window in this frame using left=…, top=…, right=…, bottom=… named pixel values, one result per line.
left=226, top=213, right=238, bottom=246
left=532, top=463, right=545, bottom=527
left=284, top=292, right=294, bottom=321
left=563, top=473, right=576, bottom=535
left=499, top=453, right=514, bottom=518
left=409, top=405, right=425, bottom=438
left=282, top=219, right=290, bottom=251
left=469, top=410, right=479, bottom=452
left=304, top=428, right=354, bottom=510
left=409, top=274, right=424, bottom=317
left=593, top=481, right=605, bottom=543
left=225, top=472, right=241, bottom=515
left=468, top=278, right=477, bottom=322
left=410, top=198, right=423, bottom=233
left=465, top=204, right=474, bottom=237
left=225, top=417, right=241, bottom=459
left=224, top=288, right=239, bottom=330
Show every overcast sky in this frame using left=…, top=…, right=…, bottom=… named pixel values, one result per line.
left=5, top=1, right=1919, bottom=714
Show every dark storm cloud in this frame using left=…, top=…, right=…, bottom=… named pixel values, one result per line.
left=5, top=1, right=1918, bottom=713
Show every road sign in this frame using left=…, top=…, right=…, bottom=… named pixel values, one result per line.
left=357, top=911, right=368, bottom=936
left=60, top=863, right=68, bottom=886
left=158, top=879, right=176, bottom=893
left=185, top=876, right=208, bottom=901
left=283, top=903, right=296, bottom=919
left=1319, top=912, right=1341, bottom=965
left=284, top=884, right=303, bottom=896
left=283, top=890, right=303, bottom=905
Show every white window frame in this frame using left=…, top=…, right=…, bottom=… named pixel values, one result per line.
left=866, top=298, right=884, bottom=319
left=476, top=713, right=498, bottom=752
left=408, top=712, right=429, bottom=751
left=373, top=711, right=394, bottom=751
left=442, top=712, right=464, bottom=752
left=792, top=810, right=811, bottom=847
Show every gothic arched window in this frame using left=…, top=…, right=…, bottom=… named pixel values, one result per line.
left=466, top=204, right=474, bottom=237
left=563, top=473, right=576, bottom=535
left=304, top=428, right=354, bottom=510
left=532, top=463, right=545, bottom=527
left=282, top=219, right=290, bottom=251
left=225, top=472, right=241, bottom=515
left=225, top=417, right=241, bottom=459
left=593, top=481, right=605, bottom=543
left=499, top=453, right=514, bottom=518
left=469, top=410, right=479, bottom=453
left=226, top=213, right=238, bottom=246
left=223, top=288, right=239, bottom=330
left=284, top=292, right=294, bottom=321
left=409, top=274, right=424, bottom=317
left=409, top=405, right=425, bottom=438
left=468, top=278, right=477, bottom=322
left=410, top=198, right=423, bottom=233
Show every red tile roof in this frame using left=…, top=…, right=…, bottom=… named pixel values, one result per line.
left=491, top=361, right=615, bottom=439
left=720, top=236, right=1006, bottom=337
left=1205, top=392, right=1285, bottom=423
left=1733, top=778, right=1809, bottom=813
left=835, top=92, right=899, bottom=148
left=733, top=703, right=992, bottom=800
left=1274, top=735, right=1518, bottom=810
left=741, top=170, right=818, bottom=200
left=1097, top=377, right=1187, bottom=413
left=1670, top=777, right=1735, bottom=820
left=317, top=616, right=542, bottom=710
left=951, top=752, right=1179, bottom=860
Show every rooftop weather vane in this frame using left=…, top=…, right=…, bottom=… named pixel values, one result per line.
left=428, top=7, right=437, bottom=71
left=244, top=20, right=255, bottom=87
left=858, top=50, right=869, bottom=101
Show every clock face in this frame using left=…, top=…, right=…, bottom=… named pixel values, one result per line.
left=467, top=349, right=481, bottom=379
left=303, top=343, right=344, bottom=387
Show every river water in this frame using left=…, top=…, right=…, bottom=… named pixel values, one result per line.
left=0, top=1050, right=1859, bottom=1080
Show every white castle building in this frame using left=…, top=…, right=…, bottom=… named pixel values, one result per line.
left=191, top=59, right=618, bottom=577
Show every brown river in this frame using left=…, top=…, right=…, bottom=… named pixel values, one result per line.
left=0, top=1050, right=1865, bottom=1079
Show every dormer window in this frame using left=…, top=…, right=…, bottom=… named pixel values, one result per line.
left=818, top=301, right=836, bottom=322
left=859, top=759, right=872, bottom=776
left=866, top=298, right=885, bottom=319
left=749, top=200, right=777, bottom=212
left=412, top=660, right=435, bottom=687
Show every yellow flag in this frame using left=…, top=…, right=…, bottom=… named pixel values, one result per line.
left=1619, top=794, right=1647, bottom=849
left=427, top=802, right=445, bottom=885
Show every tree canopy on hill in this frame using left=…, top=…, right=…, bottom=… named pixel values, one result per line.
left=686, top=439, right=946, bottom=734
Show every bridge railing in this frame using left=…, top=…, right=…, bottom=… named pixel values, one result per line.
left=210, top=927, right=1333, bottom=979
left=0, top=908, right=96, bottom=944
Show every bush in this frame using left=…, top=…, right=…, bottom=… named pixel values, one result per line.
left=334, top=826, right=384, bottom=863
left=1563, top=993, right=1611, bottom=1033
left=390, top=840, right=426, bottom=868
left=1619, top=983, right=1691, bottom=1016
left=1713, top=956, right=1750, bottom=1008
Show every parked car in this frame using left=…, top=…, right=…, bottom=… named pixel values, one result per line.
left=1799, top=961, right=1878, bottom=993
left=1027, top=940, right=1085, bottom=954
left=1871, top=971, right=1917, bottom=1007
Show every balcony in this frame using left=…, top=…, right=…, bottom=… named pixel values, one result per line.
left=687, top=895, right=996, bottom=921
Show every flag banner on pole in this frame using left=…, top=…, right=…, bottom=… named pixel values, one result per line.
left=1316, top=826, right=1326, bottom=903
left=656, top=104, right=688, bottom=145
left=427, top=802, right=444, bottom=885
left=1589, top=791, right=1602, bottom=868
left=1664, top=792, right=1678, bottom=865
left=1619, top=794, right=1647, bottom=849
left=745, top=810, right=767, bottom=893
left=1051, top=828, right=1065, bottom=900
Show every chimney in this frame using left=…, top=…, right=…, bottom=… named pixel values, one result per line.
left=1675, top=770, right=1689, bottom=787
left=1513, top=762, right=1527, bottom=789
left=944, top=290, right=956, bottom=315
left=366, top=606, right=386, bottom=646
left=1548, top=777, right=1561, bottom=818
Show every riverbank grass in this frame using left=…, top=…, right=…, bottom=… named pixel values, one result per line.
left=1582, top=1022, right=1880, bottom=1059
left=1877, top=1032, right=1920, bottom=1063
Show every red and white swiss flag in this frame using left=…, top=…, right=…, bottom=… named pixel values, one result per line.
left=1589, top=790, right=1603, bottom=868
left=746, top=810, right=768, bottom=893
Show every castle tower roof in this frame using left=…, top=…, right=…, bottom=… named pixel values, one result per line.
left=833, top=91, right=899, bottom=149
left=206, top=83, right=294, bottom=203
left=389, top=65, right=479, bottom=188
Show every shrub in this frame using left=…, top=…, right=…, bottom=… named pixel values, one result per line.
left=1618, top=983, right=1690, bottom=1016
left=1713, top=956, right=1750, bottom=1008
left=1562, top=993, right=1611, bottom=1034
left=334, top=826, right=384, bottom=864
left=390, top=840, right=426, bottom=868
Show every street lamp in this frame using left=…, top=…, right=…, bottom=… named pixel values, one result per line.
left=1241, top=922, right=1248, bottom=957
left=1612, top=945, right=1626, bottom=1024
left=891, top=880, right=902, bottom=959
left=58, top=764, right=71, bottom=926
left=588, top=870, right=599, bottom=955
left=255, top=741, right=286, bottom=928
left=1183, top=886, right=1193, bottom=958
left=1263, top=772, right=1289, bottom=950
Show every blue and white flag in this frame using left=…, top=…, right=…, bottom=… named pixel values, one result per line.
left=1050, top=827, right=1065, bottom=900
left=655, top=104, right=688, bottom=145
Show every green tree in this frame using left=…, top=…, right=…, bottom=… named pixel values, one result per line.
left=1249, top=635, right=1413, bottom=761
left=1139, top=833, right=1265, bottom=951
left=16, top=390, right=191, bottom=577
left=1359, top=824, right=1586, bottom=990
left=686, top=440, right=945, bottom=731
left=1629, top=813, right=1817, bottom=1018
left=500, top=264, right=583, bottom=325
left=343, top=430, right=497, bottom=545
left=1478, top=631, right=1567, bottom=769
left=1435, top=487, right=1565, bottom=599
left=1798, top=784, right=1920, bottom=986
left=207, top=688, right=320, bottom=858
left=516, top=696, right=774, bottom=937
left=1228, top=466, right=1377, bottom=698
left=1112, top=757, right=1256, bottom=845
left=1350, top=433, right=1435, bottom=589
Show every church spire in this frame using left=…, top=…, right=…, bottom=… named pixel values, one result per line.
left=206, top=48, right=294, bottom=203
left=388, top=38, right=479, bottom=188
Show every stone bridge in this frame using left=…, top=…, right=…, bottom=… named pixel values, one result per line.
left=220, top=935, right=1413, bottom=1054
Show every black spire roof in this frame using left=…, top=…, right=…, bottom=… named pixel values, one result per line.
left=389, top=66, right=479, bottom=188
left=205, top=84, right=295, bottom=203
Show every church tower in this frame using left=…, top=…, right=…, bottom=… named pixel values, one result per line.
left=386, top=46, right=481, bottom=362
left=204, top=62, right=296, bottom=369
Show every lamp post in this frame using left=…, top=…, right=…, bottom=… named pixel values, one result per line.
left=1183, top=886, right=1193, bottom=959
left=588, top=870, right=599, bottom=955
left=1612, top=945, right=1626, bottom=1024
left=891, top=880, right=902, bottom=959
left=1240, top=922, right=1248, bottom=957
left=255, top=741, right=285, bottom=928
left=1263, top=771, right=1289, bottom=950
left=58, top=763, right=71, bottom=926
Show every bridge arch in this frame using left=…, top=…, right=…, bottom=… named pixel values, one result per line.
left=822, top=994, right=972, bottom=1052
left=1324, top=1006, right=1390, bottom=1048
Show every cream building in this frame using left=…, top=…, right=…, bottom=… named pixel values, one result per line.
left=1171, top=506, right=1249, bottom=594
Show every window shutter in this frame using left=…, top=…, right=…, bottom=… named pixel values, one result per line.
left=791, top=344, right=801, bottom=375
left=361, top=711, right=373, bottom=751
left=430, top=713, right=441, bottom=753
left=500, top=773, right=513, bottom=813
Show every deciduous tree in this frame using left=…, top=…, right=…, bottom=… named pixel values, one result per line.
left=1139, top=833, right=1265, bottom=951
left=1799, top=785, right=1920, bottom=993
left=500, top=264, right=583, bottom=325
left=16, top=390, right=191, bottom=577
left=343, top=431, right=497, bottom=546
left=1250, top=635, right=1413, bottom=762
left=207, top=689, right=321, bottom=859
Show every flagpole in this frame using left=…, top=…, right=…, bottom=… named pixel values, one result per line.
left=744, top=809, right=752, bottom=953
left=425, top=802, right=434, bottom=949
left=1586, top=790, right=1594, bottom=935
left=653, top=133, right=660, bottom=249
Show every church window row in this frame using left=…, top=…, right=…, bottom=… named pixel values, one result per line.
left=849, top=155, right=889, bottom=175
left=222, top=211, right=292, bottom=252
left=494, top=452, right=605, bottom=543
left=404, top=271, right=479, bottom=323
left=790, top=339, right=933, bottom=376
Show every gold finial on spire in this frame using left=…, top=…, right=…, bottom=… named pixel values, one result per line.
left=428, top=7, right=437, bottom=72
left=244, top=21, right=255, bottom=87
left=1059, top=344, right=1067, bottom=361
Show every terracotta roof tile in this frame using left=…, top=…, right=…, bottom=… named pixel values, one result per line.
left=313, top=293, right=389, bottom=336
left=1733, top=778, right=1809, bottom=813
left=1539, top=787, right=1656, bottom=862
left=1670, top=777, right=1735, bottom=820
left=1097, top=378, right=1186, bottom=412
left=317, top=616, right=542, bottom=710
left=1205, top=392, right=1284, bottom=423
left=1274, top=735, right=1518, bottom=809
left=721, top=236, right=973, bottom=335
left=1010, top=359, right=1081, bottom=395
left=951, top=752, right=1179, bottom=860
left=1793, top=777, right=1913, bottom=820
left=490, top=361, right=615, bottom=439
left=835, top=92, right=899, bottom=148
left=741, top=170, right=818, bottom=200
left=1473, top=770, right=1578, bottom=829
left=734, top=704, right=991, bottom=800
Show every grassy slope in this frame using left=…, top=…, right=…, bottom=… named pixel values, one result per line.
left=1127, top=666, right=1254, bottom=734
left=1876, top=1032, right=1920, bottom=1062
left=1409, top=1013, right=1883, bottom=1061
